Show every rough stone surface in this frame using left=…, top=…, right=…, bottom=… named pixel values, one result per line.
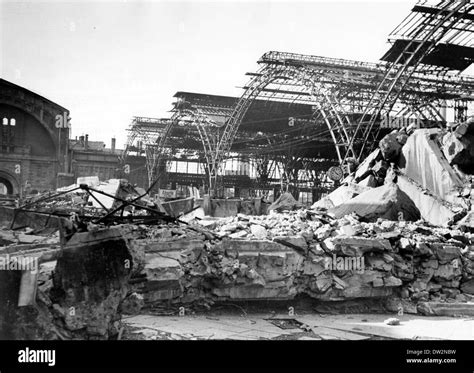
left=329, top=183, right=420, bottom=222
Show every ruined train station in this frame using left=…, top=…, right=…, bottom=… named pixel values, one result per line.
left=1, top=0, right=474, bottom=342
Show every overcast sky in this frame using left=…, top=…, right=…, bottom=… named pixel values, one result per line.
left=1, top=1, right=423, bottom=148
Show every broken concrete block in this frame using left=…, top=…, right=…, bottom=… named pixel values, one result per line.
left=314, top=225, right=334, bottom=241
left=396, top=175, right=461, bottom=227
left=333, top=275, right=348, bottom=290
left=354, top=148, right=382, bottom=180
left=145, top=253, right=183, bottom=282
left=250, top=225, right=268, bottom=240
left=229, top=230, right=248, bottom=239
left=400, top=129, right=464, bottom=205
left=383, top=276, right=402, bottom=287
left=384, top=298, right=417, bottom=314
left=417, top=301, right=474, bottom=316
left=457, top=211, right=474, bottom=229
left=121, top=292, right=144, bottom=315
left=303, top=260, right=327, bottom=276
left=433, top=264, right=462, bottom=281
left=273, top=236, right=307, bottom=253
left=414, top=242, right=433, bottom=257
left=461, top=279, right=474, bottom=295
left=311, top=184, right=359, bottom=210
left=325, top=237, right=391, bottom=257
left=366, top=256, right=393, bottom=271
left=421, top=259, right=439, bottom=269
left=337, top=223, right=358, bottom=236
left=372, top=278, right=384, bottom=287
left=329, top=183, right=420, bottom=222
left=310, top=273, right=333, bottom=293
left=268, top=192, right=302, bottom=212
left=430, top=244, right=461, bottom=264
left=384, top=317, right=400, bottom=325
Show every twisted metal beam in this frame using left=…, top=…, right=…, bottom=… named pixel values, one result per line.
left=347, top=0, right=472, bottom=161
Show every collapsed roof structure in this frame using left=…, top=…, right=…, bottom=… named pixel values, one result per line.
left=123, top=0, right=474, bottom=197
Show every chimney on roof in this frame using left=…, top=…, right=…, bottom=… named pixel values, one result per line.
left=85, top=134, right=89, bottom=150
left=111, top=137, right=116, bottom=152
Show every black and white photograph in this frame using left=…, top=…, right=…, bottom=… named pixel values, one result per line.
left=0, top=0, right=473, bottom=370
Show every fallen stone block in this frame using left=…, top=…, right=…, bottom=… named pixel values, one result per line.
left=461, top=279, right=474, bottom=295
left=272, top=236, right=307, bottom=253
left=384, top=317, right=400, bottom=326
left=324, top=236, right=392, bottom=256
left=400, top=129, right=465, bottom=205
left=457, top=211, right=474, bottom=229
left=384, top=298, right=417, bottom=314
left=366, top=255, right=393, bottom=271
left=256, top=252, right=302, bottom=281
left=417, top=301, right=474, bottom=317
left=229, top=230, right=248, bottom=239
left=354, top=148, right=382, bottom=181
left=430, top=244, right=461, bottom=264
left=396, top=175, right=462, bottom=227
left=421, top=259, right=439, bottom=270
left=383, top=276, right=402, bottom=287
left=268, top=192, right=302, bottom=212
left=303, top=260, right=327, bottom=277
left=219, top=239, right=288, bottom=253
left=121, top=292, right=144, bottom=315
left=337, top=284, right=393, bottom=299
left=145, top=239, right=205, bottom=253
left=212, top=283, right=296, bottom=300
left=311, top=184, right=361, bottom=210
left=145, top=253, right=183, bottom=282
left=433, top=264, right=462, bottom=281
left=250, top=224, right=268, bottom=240
left=329, top=183, right=420, bottom=222
left=309, top=273, right=333, bottom=293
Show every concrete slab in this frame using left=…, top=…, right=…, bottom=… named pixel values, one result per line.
left=399, top=129, right=464, bottom=205
left=397, top=175, right=459, bottom=227
left=329, top=183, right=420, bottom=221
left=296, top=313, right=474, bottom=340
left=122, top=312, right=474, bottom=340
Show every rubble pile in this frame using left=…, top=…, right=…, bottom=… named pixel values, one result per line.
left=117, top=209, right=474, bottom=315
left=2, top=207, right=474, bottom=339
left=313, top=120, right=474, bottom=228
left=0, top=225, right=144, bottom=340
left=214, top=208, right=333, bottom=240
left=2, top=119, right=474, bottom=340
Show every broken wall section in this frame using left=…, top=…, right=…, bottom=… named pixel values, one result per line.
left=123, top=211, right=474, bottom=315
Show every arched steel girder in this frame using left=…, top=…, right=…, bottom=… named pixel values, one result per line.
left=347, top=0, right=472, bottom=161
left=219, top=64, right=356, bottom=167
left=122, top=118, right=176, bottom=187
left=394, top=101, right=446, bottom=125
left=121, top=125, right=161, bottom=187
left=122, top=110, right=222, bottom=189
left=171, top=108, right=223, bottom=192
